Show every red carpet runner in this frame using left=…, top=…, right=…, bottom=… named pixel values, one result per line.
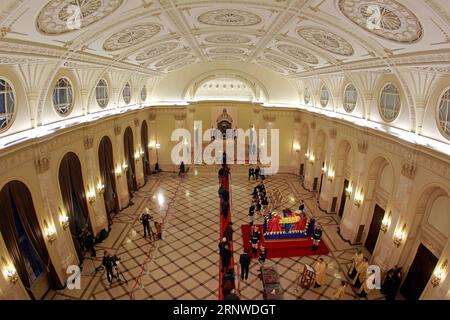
left=218, top=167, right=234, bottom=300
left=241, top=224, right=329, bottom=259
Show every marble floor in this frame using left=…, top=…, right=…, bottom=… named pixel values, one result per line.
left=45, top=165, right=385, bottom=300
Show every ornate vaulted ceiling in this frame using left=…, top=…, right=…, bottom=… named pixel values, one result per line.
left=0, top=0, right=449, bottom=77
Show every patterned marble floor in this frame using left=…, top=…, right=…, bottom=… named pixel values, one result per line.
left=45, top=165, right=385, bottom=300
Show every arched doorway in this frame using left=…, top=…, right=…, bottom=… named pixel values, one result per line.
left=124, top=127, right=138, bottom=199
left=141, top=120, right=151, bottom=178
left=400, top=187, right=449, bottom=300
left=0, top=181, right=63, bottom=299
left=98, top=136, right=119, bottom=225
left=58, top=152, right=92, bottom=261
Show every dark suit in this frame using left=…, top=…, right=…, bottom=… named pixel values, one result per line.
left=239, top=253, right=251, bottom=280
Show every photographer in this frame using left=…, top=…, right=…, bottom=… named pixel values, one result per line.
left=102, top=251, right=113, bottom=284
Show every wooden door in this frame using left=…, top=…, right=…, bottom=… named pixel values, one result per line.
left=364, top=204, right=384, bottom=254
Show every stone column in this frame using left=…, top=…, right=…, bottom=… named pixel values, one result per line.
left=339, top=139, right=368, bottom=243
left=113, top=124, right=130, bottom=209
left=83, top=135, right=108, bottom=235
left=303, top=121, right=316, bottom=191
left=319, top=128, right=337, bottom=211
left=133, top=119, right=145, bottom=188
left=372, top=159, right=417, bottom=270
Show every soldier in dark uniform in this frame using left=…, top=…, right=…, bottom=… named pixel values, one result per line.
left=139, top=208, right=153, bottom=238
left=312, top=226, right=323, bottom=251
left=248, top=167, right=254, bottom=180
left=250, top=226, right=261, bottom=256
left=239, top=250, right=251, bottom=280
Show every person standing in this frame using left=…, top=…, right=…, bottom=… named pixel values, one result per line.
left=222, top=151, right=227, bottom=166
left=314, top=258, right=327, bottom=288
left=239, top=250, right=251, bottom=280
left=248, top=167, right=254, bottom=181
left=254, top=166, right=260, bottom=180
left=102, top=251, right=113, bottom=284
left=353, top=257, right=369, bottom=288
left=140, top=208, right=153, bottom=239
left=250, top=225, right=261, bottom=256
left=178, top=161, right=185, bottom=177
left=221, top=244, right=232, bottom=272
left=84, top=230, right=96, bottom=257
left=311, top=226, right=323, bottom=251
left=348, top=250, right=364, bottom=280
left=223, top=223, right=233, bottom=242
left=359, top=270, right=376, bottom=299
left=299, top=200, right=305, bottom=212
left=258, top=245, right=267, bottom=266
left=221, top=198, right=230, bottom=220
left=249, top=202, right=255, bottom=226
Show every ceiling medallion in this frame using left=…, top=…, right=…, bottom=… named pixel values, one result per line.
left=276, top=44, right=319, bottom=64
left=103, top=24, right=161, bottom=51
left=209, top=48, right=246, bottom=55
left=198, top=9, right=262, bottom=27
left=297, top=27, right=354, bottom=56
left=155, top=53, right=191, bottom=68
left=258, top=61, right=287, bottom=74
left=264, top=54, right=298, bottom=70
left=166, top=59, right=196, bottom=72
left=338, top=0, right=422, bottom=43
left=204, top=34, right=252, bottom=44
left=36, top=0, right=123, bottom=35
left=136, top=42, right=179, bottom=61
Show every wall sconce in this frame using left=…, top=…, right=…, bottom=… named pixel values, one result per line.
left=322, top=164, right=328, bottom=174
left=327, top=168, right=335, bottom=181
left=122, top=162, right=129, bottom=171
left=345, top=183, right=353, bottom=198
left=1, top=257, right=18, bottom=284
left=380, top=211, right=392, bottom=233
left=354, top=189, right=364, bottom=208
left=148, top=142, right=153, bottom=150
left=134, top=151, right=140, bottom=161
left=115, top=166, right=123, bottom=178
left=294, top=144, right=301, bottom=153
left=43, top=219, right=57, bottom=244
left=96, top=179, right=105, bottom=195
left=155, top=143, right=161, bottom=149
left=58, top=207, right=69, bottom=230
left=393, top=223, right=407, bottom=247
left=307, top=153, right=315, bottom=164
left=431, top=260, right=448, bottom=287
left=87, top=189, right=96, bottom=204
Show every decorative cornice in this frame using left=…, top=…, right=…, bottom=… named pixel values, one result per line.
left=174, top=112, right=187, bottom=121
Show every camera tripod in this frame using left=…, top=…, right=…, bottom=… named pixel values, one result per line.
left=112, top=262, right=128, bottom=285
left=83, top=256, right=104, bottom=277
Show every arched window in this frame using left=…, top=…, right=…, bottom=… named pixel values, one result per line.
left=437, top=88, right=450, bottom=140
left=0, top=78, right=15, bottom=132
left=140, top=86, right=147, bottom=102
left=304, top=87, right=311, bottom=105
left=343, top=83, right=357, bottom=113
left=320, top=85, right=330, bottom=107
left=379, top=83, right=401, bottom=122
left=95, top=79, right=109, bottom=108
left=53, top=78, right=73, bottom=116
left=123, top=82, right=131, bottom=105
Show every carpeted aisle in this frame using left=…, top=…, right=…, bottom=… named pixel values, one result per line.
left=241, top=224, right=329, bottom=259
left=218, top=167, right=235, bottom=300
